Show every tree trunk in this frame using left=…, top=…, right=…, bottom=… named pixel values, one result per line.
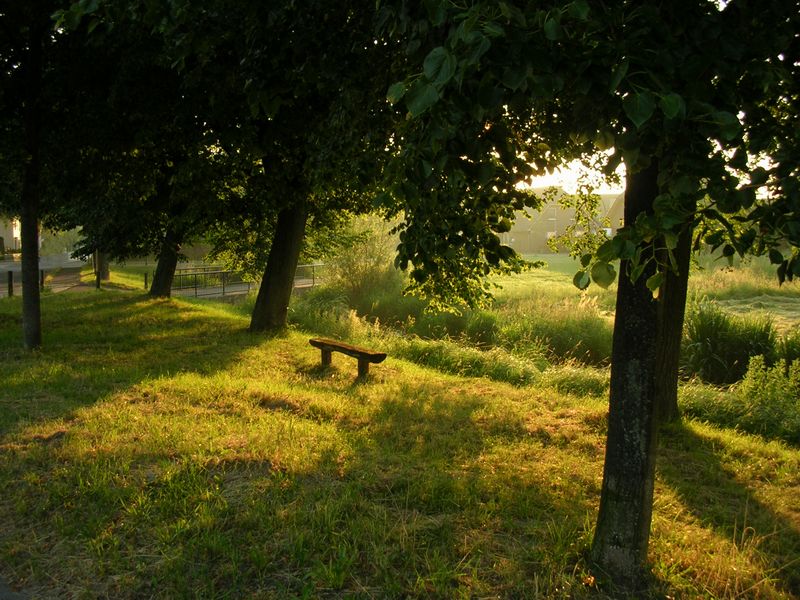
left=250, top=201, right=308, bottom=333
left=591, top=162, right=660, bottom=588
left=20, top=15, right=44, bottom=351
left=94, top=250, right=111, bottom=281
left=654, top=223, right=693, bottom=424
left=149, top=226, right=181, bottom=298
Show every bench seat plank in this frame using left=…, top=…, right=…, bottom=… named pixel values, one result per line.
left=309, top=338, right=387, bottom=363
left=309, top=338, right=387, bottom=377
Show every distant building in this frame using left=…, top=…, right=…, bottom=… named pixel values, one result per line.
left=499, top=189, right=624, bottom=254
left=0, top=218, right=19, bottom=253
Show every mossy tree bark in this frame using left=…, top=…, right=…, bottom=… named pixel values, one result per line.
left=591, top=163, right=661, bottom=588
left=654, top=222, right=694, bottom=424
left=94, top=250, right=111, bottom=281
left=250, top=201, right=307, bottom=333
left=149, top=225, right=182, bottom=298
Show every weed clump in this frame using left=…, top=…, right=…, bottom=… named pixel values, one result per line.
left=681, top=356, right=800, bottom=445
left=681, top=300, right=777, bottom=385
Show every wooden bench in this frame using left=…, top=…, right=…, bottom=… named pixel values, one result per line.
left=309, top=338, right=387, bottom=378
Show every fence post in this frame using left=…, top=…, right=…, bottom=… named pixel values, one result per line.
left=7, top=271, right=12, bottom=297
left=194, top=273, right=198, bottom=297
left=144, top=272, right=148, bottom=290
left=222, top=271, right=226, bottom=296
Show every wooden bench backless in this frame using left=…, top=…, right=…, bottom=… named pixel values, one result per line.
left=309, top=338, right=387, bottom=377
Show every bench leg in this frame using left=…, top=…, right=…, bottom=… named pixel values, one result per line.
left=357, top=359, right=369, bottom=378
left=321, top=349, right=332, bottom=368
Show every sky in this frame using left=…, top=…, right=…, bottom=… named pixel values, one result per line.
left=527, top=159, right=626, bottom=195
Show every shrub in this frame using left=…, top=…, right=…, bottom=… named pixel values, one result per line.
left=323, top=216, right=405, bottom=310
left=734, top=356, right=800, bottom=442
left=778, top=329, right=800, bottom=373
left=681, top=301, right=777, bottom=385
left=680, top=357, right=800, bottom=445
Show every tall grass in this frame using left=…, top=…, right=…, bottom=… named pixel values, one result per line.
left=293, top=243, right=615, bottom=369
left=681, top=300, right=778, bottom=385
left=680, top=357, right=800, bottom=444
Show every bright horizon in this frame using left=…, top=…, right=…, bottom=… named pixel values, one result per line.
left=526, top=159, right=625, bottom=195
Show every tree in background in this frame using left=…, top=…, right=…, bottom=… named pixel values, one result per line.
left=1, top=0, right=76, bottom=349
left=145, top=1, right=398, bottom=331
left=49, top=3, right=252, bottom=298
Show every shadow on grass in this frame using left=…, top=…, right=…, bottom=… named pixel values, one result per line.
left=0, top=291, right=262, bottom=435
left=0, top=356, right=603, bottom=597
left=658, top=423, right=800, bottom=596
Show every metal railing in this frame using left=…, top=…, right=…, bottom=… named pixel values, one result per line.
left=1, top=267, right=85, bottom=298
left=163, top=263, right=324, bottom=299
left=170, top=269, right=253, bottom=298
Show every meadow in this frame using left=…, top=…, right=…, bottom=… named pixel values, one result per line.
left=0, top=254, right=798, bottom=598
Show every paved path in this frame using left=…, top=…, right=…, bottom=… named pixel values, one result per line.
left=0, top=254, right=87, bottom=272
left=1, top=262, right=317, bottom=299
left=0, top=577, right=26, bottom=600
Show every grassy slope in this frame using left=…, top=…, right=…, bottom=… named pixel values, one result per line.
left=0, top=292, right=798, bottom=598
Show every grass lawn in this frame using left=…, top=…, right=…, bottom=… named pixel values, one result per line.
left=1, top=290, right=798, bottom=598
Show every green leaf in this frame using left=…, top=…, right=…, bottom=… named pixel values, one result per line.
left=591, top=262, right=617, bottom=288
left=593, top=129, right=615, bottom=151
left=424, top=0, right=446, bottom=26
left=777, top=261, right=787, bottom=285
left=769, top=248, right=784, bottom=265
left=750, top=167, right=769, bottom=186
left=501, top=66, right=527, bottom=91
left=646, top=272, right=665, bottom=293
left=573, top=270, right=591, bottom=290
left=713, top=111, right=741, bottom=141
left=609, top=60, right=629, bottom=93
left=569, top=0, right=590, bottom=20
left=659, top=92, right=685, bottom=120
left=580, top=253, right=592, bottom=268
left=386, top=82, right=407, bottom=105
left=483, top=21, right=505, bottom=37
left=596, top=239, right=616, bottom=262
left=405, top=83, right=439, bottom=117
left=664, top=231, right=679, bottom=250
left=543, top=17, right=561, bottom=41
left=423, top=47, right=456, bottom=86
left=620, top=240, right=637, bottom=259
left=63, top=7, right=82, bottom=30
left=623, top=92, right=656, bottom=129
left=466, top=34, right=491, bottom=65
left=791, top=256, right=800, bottom=277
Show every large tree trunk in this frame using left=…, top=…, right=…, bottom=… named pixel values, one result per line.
left=591, top=163, right=660, bottom=588
left=654, top=223, right=693, bottom=424
left=94, top=250, right=111, bottom=281
left=149, top=226, right=181, bottom=298
left=250, top=202, right=307, bottom=333
left=20, top=15, right=44, bottom=351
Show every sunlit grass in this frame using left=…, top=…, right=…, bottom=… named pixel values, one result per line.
left=0, top=292, right=798, bottom=597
